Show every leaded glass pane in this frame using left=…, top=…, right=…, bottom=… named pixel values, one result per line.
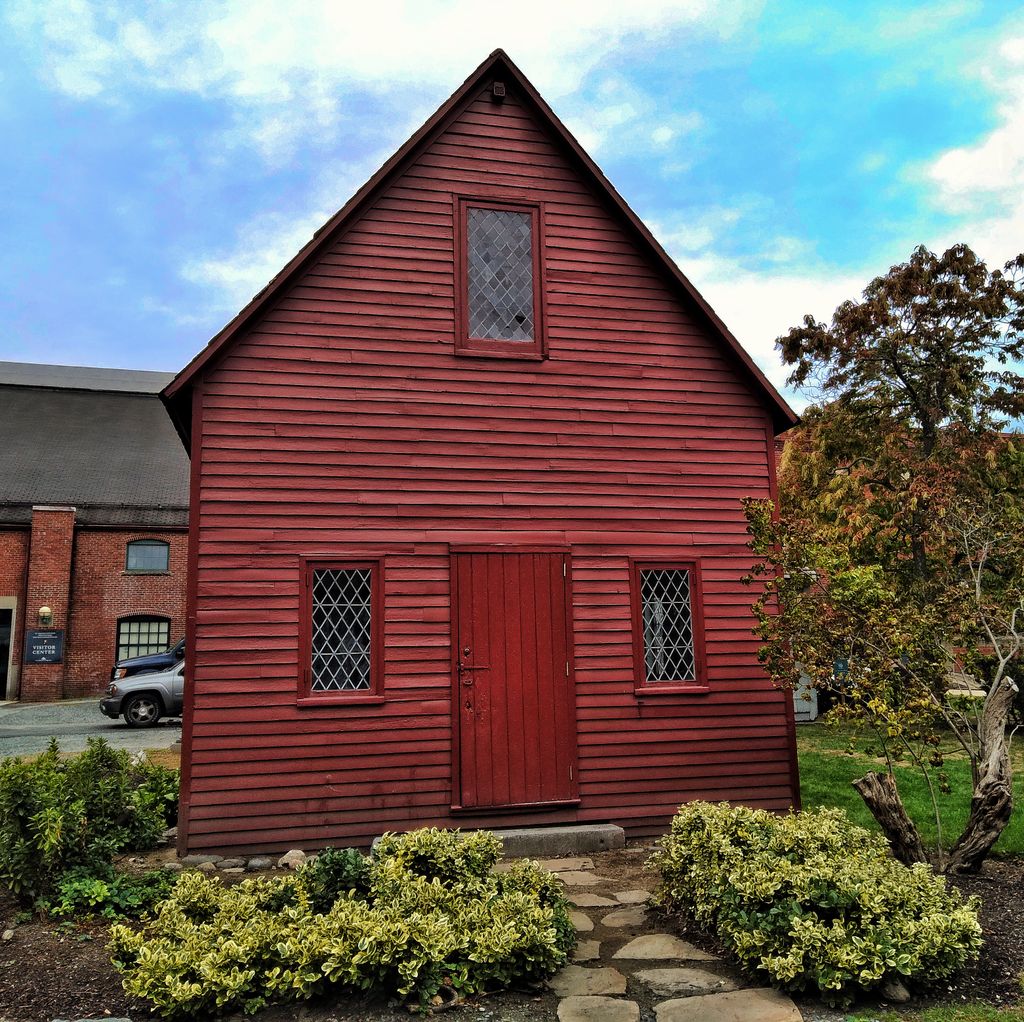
left=641, top=569, right=696, bottom=682
left=117, top=617, right=170, bottom=661
left=311, top=568, right=372, bottom=692
left=467, top=207, right=535, bottom=341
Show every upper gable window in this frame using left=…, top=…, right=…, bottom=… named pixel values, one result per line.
left=456, top=198, right=544, bottom=359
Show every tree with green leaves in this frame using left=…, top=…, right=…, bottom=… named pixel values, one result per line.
left=745, top=243, right=1024, bottom=873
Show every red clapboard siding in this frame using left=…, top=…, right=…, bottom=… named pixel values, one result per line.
left=169, top=53, right=798, bottom=855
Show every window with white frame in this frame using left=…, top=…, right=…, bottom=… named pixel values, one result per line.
left=117, top=616, right=170, bottom=661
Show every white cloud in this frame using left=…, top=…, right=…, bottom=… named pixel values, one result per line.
left=647, top=195, right=809, bottom=267
left=179, top=156, right=389, bottom=314
left=623, top=208, right=864, bottom=405
left=676, top=253, right=864, bottom=407
left=650, top=206, right=743, bottom=257
left=26, top=0, right=866, bottom=403
left=7, top=0, right=751, bottom=163
left=675, top=22, right=1024, bottom=414
left=858, top=151, right=887, bottom=174
left=564, top=73, right=705, bottom=156
left=927, top=32, right=1024, bottom=266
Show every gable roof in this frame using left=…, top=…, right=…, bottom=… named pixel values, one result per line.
left=0, top=363, right=189, bottom=528
left=163, top=49, right=798, bottom=445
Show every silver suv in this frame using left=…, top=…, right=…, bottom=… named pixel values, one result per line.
left=99, top=662, right=185, bottom=728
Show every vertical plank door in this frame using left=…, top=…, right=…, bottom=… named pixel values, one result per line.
left=452, top=551, right=579, bottom=810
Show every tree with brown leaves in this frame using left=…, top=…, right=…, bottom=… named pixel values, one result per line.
left=746, top=243, right=1024, bottom=873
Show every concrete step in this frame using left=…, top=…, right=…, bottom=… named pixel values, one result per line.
left=371, top=823, right=626, bottom=858
left=494, top=824, right=625, bottom=857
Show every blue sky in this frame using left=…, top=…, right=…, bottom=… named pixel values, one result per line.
left=2, top=1, right=1022, bottom=407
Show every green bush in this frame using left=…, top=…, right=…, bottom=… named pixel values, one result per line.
left=49, top=863, right=175, bottom=919
left=372, top=826, right=501, bottom=882
left=0, top=739, right=179, bottom=902
left=651, top=802, right=982, bottom=1004
left=110, top=828, right=574, bottom=1018
left=299, top=846, right=371, bottom=912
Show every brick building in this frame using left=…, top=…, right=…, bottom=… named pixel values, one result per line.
left=0, top=362, right=189, bottom=701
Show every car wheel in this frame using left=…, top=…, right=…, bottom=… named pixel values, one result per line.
left=123, top=694, right=162, bottom=728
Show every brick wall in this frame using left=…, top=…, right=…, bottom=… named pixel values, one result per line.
left=65, top=529, right=188, bottom=695
left=0, top=513, right=187, bottom=700
left=21, top=507, right=76, bottom=701
left=0, top=528, right=30, bottom=698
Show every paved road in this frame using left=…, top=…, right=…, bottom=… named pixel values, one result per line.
left=0, top=697, right=182, bottom=758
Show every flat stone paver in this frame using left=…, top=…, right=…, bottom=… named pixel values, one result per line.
left=545, top=853, right=792, bottom=1022
left=550, top=966, right=628, bottom=997
left=558, top=996, right=640, bottom=1022
left=557, top=870, right=608, bottom=886
left=613, top=889, right=650, bottom=904
left=540, top=857, right=594, bottom=872
left=601, top=906, right=647, bottom=928
left=570, top=893, right=618, bottom=908
left=613, top=935, right=717, bottom=961
left=573, top=940, right=601, bottom=963
left=654, top=988, right=802, bottom=1022
left=633, top=967, right=740, bottom=997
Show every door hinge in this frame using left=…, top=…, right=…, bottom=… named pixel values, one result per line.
left=569, top=765, right=573, bottom=780
left=565, top=660, right=569, bottom=676
left=563, top=561, right=567, bottom=577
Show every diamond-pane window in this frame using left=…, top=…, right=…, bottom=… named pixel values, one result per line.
left=640, top=568, right=697, bottom=683
left=467, top=207, right=535, bottom=342
left=310, top=567, right=373, bottom=692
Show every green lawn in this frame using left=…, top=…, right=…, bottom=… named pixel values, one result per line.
left=848, top=1007, right=1024, bottom=1022
left=797, top=722, right=1024, bottom=857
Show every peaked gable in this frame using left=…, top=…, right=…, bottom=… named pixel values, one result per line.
left=163, top=49, right=797, bottom=444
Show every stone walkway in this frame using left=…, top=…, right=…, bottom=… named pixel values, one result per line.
left=539, top=857, right=803, bottom=1022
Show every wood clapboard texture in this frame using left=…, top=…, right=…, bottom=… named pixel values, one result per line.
left=183, top=81, right=797, bottom=853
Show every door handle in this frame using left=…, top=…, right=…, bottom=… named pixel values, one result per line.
left=457, top=661, right=488, bottom=686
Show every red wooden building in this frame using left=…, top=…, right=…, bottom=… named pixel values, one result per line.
left=164, top=51, right=799, bottom=855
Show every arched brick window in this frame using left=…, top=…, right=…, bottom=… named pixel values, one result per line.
left=116, top=615, right=170, bottom=661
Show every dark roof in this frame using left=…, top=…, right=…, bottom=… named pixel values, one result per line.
left=164, top=48, right=798, bottom=445
left=0, top=365, right=189, bottom=528
left=0, top=360, right=174, bottom=394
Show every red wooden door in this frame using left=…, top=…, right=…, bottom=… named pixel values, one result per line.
left=452, top=551, right=579, bottom=810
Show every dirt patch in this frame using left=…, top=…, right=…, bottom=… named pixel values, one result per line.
left=942, top=857, right=1024, bottom=1006
left=0, top=902, right=151, bottom=1022
left=144, top=746, right=181, bottom=771
left=0, top=846, right=1020, bottom=1022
